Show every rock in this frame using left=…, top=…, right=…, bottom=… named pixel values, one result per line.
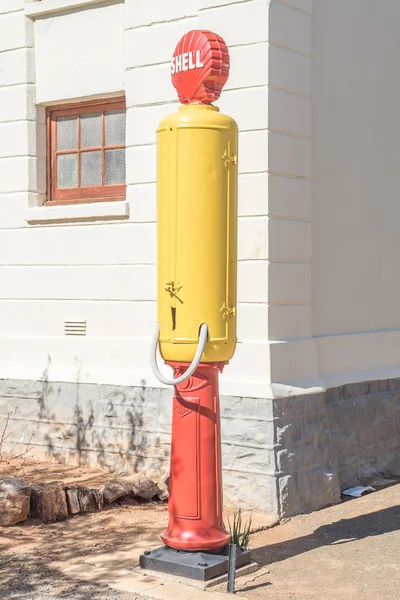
left=100, top=479, right=135, bottom=504
left=65, top=488, right=80, bottom=515
left=91, top=488, right=104, bottom=511
left=65, top=486, right=104, bottom=514
left=100, top=474, right=158, bottom=504
left=0, top=477, right=31, bottom=526
left=30, top=482, right=68, bottom=523
left=156, top=474, right=170, bottom=501
left=78, top=486, right=102, bottom=513
left=126, top=473, right=159, bottom=501
left=77, top=486, right=95, bottom=513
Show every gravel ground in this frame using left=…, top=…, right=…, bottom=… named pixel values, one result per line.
left=0, top=554, right=149, bottom=600
left=1, top=460, right=398, bottom=600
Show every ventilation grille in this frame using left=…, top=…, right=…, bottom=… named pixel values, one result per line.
left=64, top=320, right=86, bottom=336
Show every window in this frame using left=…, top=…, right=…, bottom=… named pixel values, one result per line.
left=47, top=98, right=126, bottom=205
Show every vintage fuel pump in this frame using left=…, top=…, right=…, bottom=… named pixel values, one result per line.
left=141, top=30, right=251, bottom=581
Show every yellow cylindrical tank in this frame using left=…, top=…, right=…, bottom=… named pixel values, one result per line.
left=157, top=104, right=238, bottom=363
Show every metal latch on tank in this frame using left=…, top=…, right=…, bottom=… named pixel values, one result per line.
left=220, top=302, right=236, bottom=319
left=222, top=150, right=237, bottom=167
left=165, top=281, right=183, bottom=304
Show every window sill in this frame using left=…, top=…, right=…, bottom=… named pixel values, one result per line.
left=25, top=200, right=130, bottom=224
left=25, top=0, right=123, bottom=19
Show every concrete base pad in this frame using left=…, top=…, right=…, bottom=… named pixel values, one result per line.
left=139, top=545, right=252, bottom=581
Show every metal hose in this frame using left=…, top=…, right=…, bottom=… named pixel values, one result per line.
left=150, top=323, right=209, bottom=385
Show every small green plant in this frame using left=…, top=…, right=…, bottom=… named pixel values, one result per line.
left=224, top=508, right=252, bottom=548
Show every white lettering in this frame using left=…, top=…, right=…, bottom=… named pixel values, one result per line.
left=196, top=50, right=204, bottom=68
left=173, top=50, right=205, bottom=74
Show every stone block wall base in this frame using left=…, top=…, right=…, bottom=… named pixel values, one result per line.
left=1, top=378, right=399, bottom=519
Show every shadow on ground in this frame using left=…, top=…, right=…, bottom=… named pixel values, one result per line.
left=251, top=505, right=400, bottom=567
left=0, top=504, right=167, bottom=599
left=0, top=554, right=140, bottom=600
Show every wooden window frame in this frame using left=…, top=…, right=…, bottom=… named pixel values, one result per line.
left=46, top=98, right=126, bottom=205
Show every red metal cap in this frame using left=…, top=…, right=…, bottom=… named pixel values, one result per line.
left=171, top=30, right=230, bottom=105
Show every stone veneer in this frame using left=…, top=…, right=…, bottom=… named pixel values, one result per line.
left=1, top=378, right=399, bottom=520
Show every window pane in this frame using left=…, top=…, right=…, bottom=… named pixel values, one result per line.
left=81, top=151, right=102, bottom=187
left=105, top=149, right=125, bottom=185
left=57, top=116, right=77, bottom=150
left=105, top=110, right=126, bottom=146
left=81, top=113, right=102, bottom=148
left=57, top=154, right=78, bottom=188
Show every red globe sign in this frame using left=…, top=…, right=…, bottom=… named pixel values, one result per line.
left=171, top=30, right=230, bottom=105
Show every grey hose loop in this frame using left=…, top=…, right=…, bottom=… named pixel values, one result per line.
left=150, top=323, right=209, bottom=385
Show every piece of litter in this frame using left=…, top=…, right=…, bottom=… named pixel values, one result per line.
left=342, top=486, right=376, bottom=498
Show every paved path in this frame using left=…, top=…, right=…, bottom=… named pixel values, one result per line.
left=232, top=482, right=400, bottom=600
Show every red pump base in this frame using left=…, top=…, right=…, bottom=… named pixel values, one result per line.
left=160, top=362, right=230, bottom=552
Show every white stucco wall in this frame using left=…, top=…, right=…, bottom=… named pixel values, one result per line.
left=312, top=0, right=400, bottom=387
left=262, top=0, right=317, bottom=395
left=0, top=0, right=274, bottom=398
left=1, top=0, right=398, bottom=398
left=34, top=2, right=124, bottom=103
